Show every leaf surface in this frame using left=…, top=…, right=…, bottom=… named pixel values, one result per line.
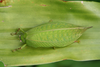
left=0, top=0, right=100, bottom=66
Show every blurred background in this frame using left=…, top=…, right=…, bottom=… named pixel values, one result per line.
left=64, top=0, right=100, bottom=2
left=4, top=60, right=100, bottom=67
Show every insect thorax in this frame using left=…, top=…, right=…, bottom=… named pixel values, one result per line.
left=21, top=34, right=27, bottom=43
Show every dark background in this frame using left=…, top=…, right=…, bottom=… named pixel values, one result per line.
left=17, top=60, right=100, bottom=67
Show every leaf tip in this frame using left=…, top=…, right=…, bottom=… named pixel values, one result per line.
left=87, top=26, right=93, bottom=29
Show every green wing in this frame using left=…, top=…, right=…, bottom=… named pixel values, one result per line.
left=26, top=22, right=91, bottom=48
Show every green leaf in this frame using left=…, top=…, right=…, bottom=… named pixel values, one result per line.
left=0, top=0, right=100, bottom=66
left=0, top=61, right=4, bottom=67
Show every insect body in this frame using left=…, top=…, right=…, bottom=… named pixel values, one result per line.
left=11, top=22, right=92, bottom=51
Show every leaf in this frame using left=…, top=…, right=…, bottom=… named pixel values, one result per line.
left=0, top=0, right=100, bottom=66
left=0, top=61, right=4, bottom=67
